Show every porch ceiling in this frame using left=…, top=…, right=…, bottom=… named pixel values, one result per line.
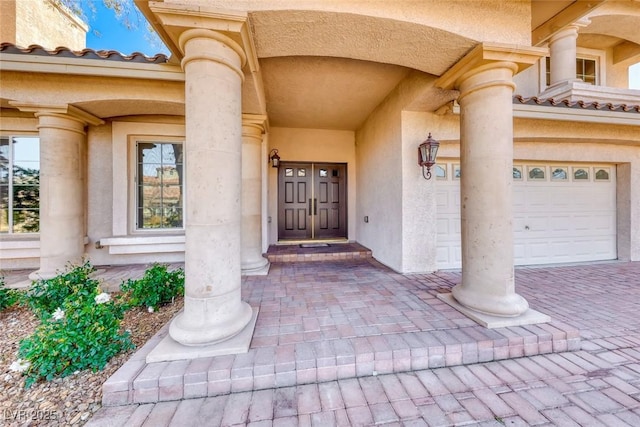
left=260, top=56, right=411, bottom=130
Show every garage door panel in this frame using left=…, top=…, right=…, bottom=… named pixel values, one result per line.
left=437, top=162, right=616, bottom=269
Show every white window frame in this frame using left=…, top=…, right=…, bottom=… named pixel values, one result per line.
left=111, top=121, right=185, bottom=237
left=130, top=137, right=185, bottom=233
left=538, top=47, right=607, bottom=92
left=0, top=134, right=40, bottom=235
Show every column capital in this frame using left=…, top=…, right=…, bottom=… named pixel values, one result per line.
left=147, top=2, right=259, bottom=74
left=436, top=43, right=547, bottom=91
left=242, top=114, right=268, bottom=134
left=8, top=102, right=104, bottom=126
left=548, top=19, right=590, bottom=44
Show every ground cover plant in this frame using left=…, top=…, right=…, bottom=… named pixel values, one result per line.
left=120, top=262, right=185, bottom=312
left=8, top=261, right=184, bottom=389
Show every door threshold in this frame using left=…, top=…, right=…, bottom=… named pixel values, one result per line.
left=275, top=238, right=349, bottom=246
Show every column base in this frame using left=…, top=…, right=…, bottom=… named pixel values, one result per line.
left=169, top=299, right=253, bottom=346
left=241, top=258, right=270, bottom=276
left=438, top=293, right=551, bottom=329
left=28, top=269, right=60, bottom=281
left=147, top=307, right=259, bottom=363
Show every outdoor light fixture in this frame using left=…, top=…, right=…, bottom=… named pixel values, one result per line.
left=418, top=133, right=440, bottom=180
left=269, top=149, right=281, bottom=168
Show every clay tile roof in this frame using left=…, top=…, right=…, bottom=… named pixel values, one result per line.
left=0, top=42, right=168, bottom=64
left=514, top=95, right=640, bottom=113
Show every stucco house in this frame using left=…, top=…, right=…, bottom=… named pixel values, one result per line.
left=1, top=0, right=639, bottom=352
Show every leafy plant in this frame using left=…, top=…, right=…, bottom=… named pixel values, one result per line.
left=0, top=277, right=20, bottom=311
left=121, top=263, right=184, bottom=311
left=18, top=290, right=133, bottom=388
left=25, top=261, right=99, bottom=319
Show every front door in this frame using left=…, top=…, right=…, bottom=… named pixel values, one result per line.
left=278, top=163, right=347, bottom=240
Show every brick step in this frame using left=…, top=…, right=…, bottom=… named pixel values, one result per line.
left=102, top=320, right=580, bottom=406
left=265, top=243, right=372, bottom=263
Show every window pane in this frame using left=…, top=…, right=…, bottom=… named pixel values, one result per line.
left=13, top=209, right=39, bottom=233
left=3, top=136, right=40, bottom=233
left=435, top=164, right=446, bottom=179
left=137, top=142, right=183, bottom=229
left=595, top=169, right=609, bottom=180
left=513, top=167, right=522, bottom=180
left=12, top=137, right=39, bottom=162
left=574, top=168, right=589, bottom=180
left=529, top=167, right=545, bottom=180
left=552, top=168, right=567, bottom=180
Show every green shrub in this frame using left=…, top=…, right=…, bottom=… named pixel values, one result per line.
left=0, top=277, right=20, bottom=311
left=121, top=263, right=184, bottom=311
left=25, top=261, right=99, bottom=319
left=18, top=289, right=133, bottom=388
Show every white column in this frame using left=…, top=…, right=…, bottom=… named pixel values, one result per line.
left=241, top=116, right=270, bottom=274
left=168, top=29, right=253, bottom=346
left=548, top=24, right=581, bottom=87
left=28, top=113, right=87, bottom=280
left=451, top=61, right=529, bottom=317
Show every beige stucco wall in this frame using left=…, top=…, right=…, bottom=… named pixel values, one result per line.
left=13, top=0, right=87, bottom=50
left=266, top=127, right=357, bottom=244
left=355, top=94, right=404, bottom=272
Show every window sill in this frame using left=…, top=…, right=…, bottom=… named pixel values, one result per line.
left=0, top=237, right=40, bottom=259
left=98, top=235, right=185, bottom=255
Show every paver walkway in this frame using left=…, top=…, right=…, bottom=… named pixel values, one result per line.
left=86, top=260, right=640, bottom=426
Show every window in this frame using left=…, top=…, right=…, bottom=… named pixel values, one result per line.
left=1, top=136, right=40, bottom=234
left=435, top=164, right=447, bottom=180
left=551, top=167, right=568, bottom=180
left=513, top=166, right=523, bottom=180
left=573, top=167, right=590, bottom=181
left=136, top=141, right=183, bottom=229
left=528, top=167, right=546, bottom=180
left=545, top=56, right=598, bottom=86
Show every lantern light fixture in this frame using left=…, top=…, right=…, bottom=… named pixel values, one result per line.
left=269, top=149, right=281, bottom=168
left=418, top=133, right=440, bottom=180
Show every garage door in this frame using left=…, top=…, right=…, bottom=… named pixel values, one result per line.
left=436, top=162, right=617, bottom=269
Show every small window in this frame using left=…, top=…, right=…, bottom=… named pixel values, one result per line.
left=551, top=167, right=568, bottom=181
left=332, top=169, right=339, bottom=178
left=528, top=166, right=546, bottom=180
left=453, top=164, right=461, bottom=180
left=573, top=168, right=589, bottom=181
left=297, top=168, right=306, bottom=177
left=513, top=166, right=523, bottom=180
left=595, top=168, right=610, bottom=181
left=545, top=56, right=598, bottom=86
left=136, top=141, right=183, bottom=229
left=319, top=169, right=328, bottom=178
left=435, top=164, right=447, bottom=180
left=285, top=168, right=294, bottom=177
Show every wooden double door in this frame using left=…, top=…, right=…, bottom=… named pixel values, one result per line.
left=278, top=163, right=347, bottom=240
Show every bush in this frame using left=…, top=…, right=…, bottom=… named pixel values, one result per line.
left=121, top=263, right=184, bottom=311
left=18, top=289, right=133, bottom=388
left=0, top=277, right=20, bottom=311
left=24, top=261, right=99, bottom=319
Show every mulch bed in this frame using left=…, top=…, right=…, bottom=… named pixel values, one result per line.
left=0, top=297, right=184, bottom=426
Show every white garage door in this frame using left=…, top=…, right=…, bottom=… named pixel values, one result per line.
left=436, top=162, right=617, bottom=269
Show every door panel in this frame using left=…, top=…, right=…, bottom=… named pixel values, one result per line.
left=278, top=164, right=312, bottom=239
left=314, top=163, right=347, bottom=239
left=278, top=162, right=347, bottom=240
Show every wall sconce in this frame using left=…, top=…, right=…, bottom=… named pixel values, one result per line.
left=418, top=133, right=440, bottom=180
left=269, top=149, right=281, bottom=168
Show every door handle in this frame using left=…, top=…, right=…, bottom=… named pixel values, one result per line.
left=309, top=199, right=312, bottom=216
left=314, top=198, right=317, bottom=215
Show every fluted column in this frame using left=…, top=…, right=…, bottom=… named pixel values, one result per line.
left=451, top=61, right=529, bottom=317
left=168, top=28, right=253, bottom=346
left=241, top=115, right=270, bottom=275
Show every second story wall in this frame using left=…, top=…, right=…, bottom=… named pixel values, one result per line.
left=6, top=0, right=87, bottom=50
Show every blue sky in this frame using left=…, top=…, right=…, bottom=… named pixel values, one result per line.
left=84, top=1, right=169, bottom=56
left=84, top=4, right=640, bottom=88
